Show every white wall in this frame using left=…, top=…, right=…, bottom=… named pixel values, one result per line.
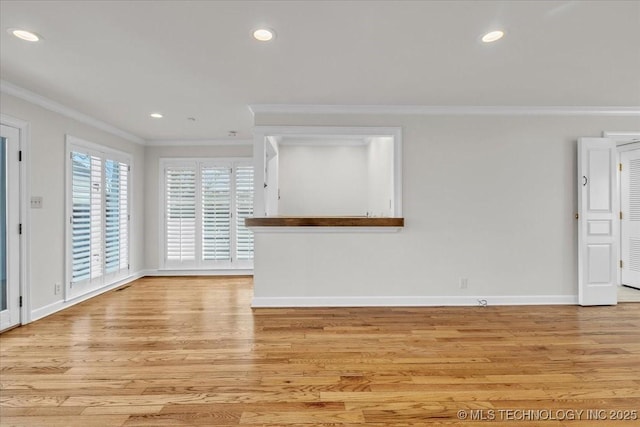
left=252, top=113, right=640, bottom=305
left=0, top=93, right=145, bottom=315
left=278, top=143, right=368, bottom=216
left=367, top=136, right=394, bottom=217
left=143, top=144, right=252, bottom=270
left=265, top=138, right=279, bottom=216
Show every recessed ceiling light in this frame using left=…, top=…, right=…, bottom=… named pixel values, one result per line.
left=482, top=30, right=504, bottom=43
left=150, top=113, right=163, bottom=119
left=253, top=28, right=275, bottom=42
left=9, top=28, right=41, bottom=42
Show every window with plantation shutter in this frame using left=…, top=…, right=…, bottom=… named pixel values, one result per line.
left=165, top=166, right=196, bottom=264
left=162, top=159, right=253, bottom=270
left=71, top=152, right=93, bottom=283
left=105, top=159, right=128, bottom=274
left=67, top=137, right=131, bottom=299
left=235, top=165, right=254, bottom=261
left=202, top=166, right=232, bottom=261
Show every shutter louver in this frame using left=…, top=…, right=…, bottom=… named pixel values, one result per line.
left=166, top=167, right=196, bottom=262
left=90, top=155, right=103, bottom=280
left=202, top=166, right=231, bottom=261
left=119, top=163, right=129, bottom=270
left=104, top=159, right=120, bottom=274
left=71, top=152, right=92, bottom=283
left=235, top=166, right=254, bottom=261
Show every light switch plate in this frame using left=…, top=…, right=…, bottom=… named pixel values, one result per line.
left=31, top=196, right=43, bottom=209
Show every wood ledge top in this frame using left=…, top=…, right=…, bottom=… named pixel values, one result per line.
left=245, top=216, right=404, bottom=227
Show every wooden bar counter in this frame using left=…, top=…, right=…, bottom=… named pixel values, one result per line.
left=245, top=216, right=404, bottom=227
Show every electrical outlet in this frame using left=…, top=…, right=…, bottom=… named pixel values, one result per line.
left=54, top=283, right=61, bottom=295
left=459, top=278, right=468, bottom=289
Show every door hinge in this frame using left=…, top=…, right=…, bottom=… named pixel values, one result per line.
left=127, top=264, right=130, bottom=270
left=18, top=151, right=22, bottom=162
left=19, top=223, right=22, bottom=235
left=575, top=213, right=579, bottom=220
left=619, top=163, right=623, bottom=171
left=19, top=296, right=23, bottom=307
left=620, top=260, right=624, bottom=268
left=620, top=211, right=623, bottom=220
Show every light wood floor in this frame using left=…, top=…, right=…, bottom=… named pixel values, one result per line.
left=619, top=285, right=640, bottom=302
left=1, top=277, right=639, bottom=426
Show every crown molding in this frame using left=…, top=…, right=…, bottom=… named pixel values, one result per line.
left=0, top=80, right=146, bottom=145
left=146, top=139, right=253, bottom=147
left=249, top=104, right=640, bottom=117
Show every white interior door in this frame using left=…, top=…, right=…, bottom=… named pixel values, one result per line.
left=0, top=124, right=21, bottom=330
left=577, top=137, right=618, bottom=306
left=620, top=147, right=640, bottom=289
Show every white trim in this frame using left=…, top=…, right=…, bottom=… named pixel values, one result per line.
left=250, top=104, right=640, bottom=117
left=66, top=134, right=131, bottom=162
left=0, top=80, right=145, bottom=145
left=604, top=131, right=640, bottom=145
left=149, top=269, right=253, bottom=276
left=252, top=295, right=579, bottom=308
left=253, top=125, right=403, bottom=137
left=616, top=141, right=640, bottom=152
left=248, top=226, right=402, bottom=233
left=146, top=139, right=253, bottom=147
left=31, top=272, right=143, bottom=322
left=0, top=114, right=31, bottom=324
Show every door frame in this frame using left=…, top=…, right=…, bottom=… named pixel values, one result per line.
left=609, top=131, right=640, bottom=298
left=0, top=114, right=31, bottom=326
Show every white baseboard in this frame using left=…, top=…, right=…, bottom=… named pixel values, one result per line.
left=30, top=300, right=65, bottom=322
left=29, top=270, right=253, bottom=323
left=148, top=269, right=253, bottom=276
left=251, top=294, right=579, bottom=308
left=30, top=271, right=145, bottom=322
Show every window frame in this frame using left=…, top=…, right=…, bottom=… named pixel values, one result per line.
left=65, top=135, right=131, bottom=300
left=159, top=157, right=254, bottom=271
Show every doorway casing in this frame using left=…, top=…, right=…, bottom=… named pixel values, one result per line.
left=0, top=114, right=31, bottom=326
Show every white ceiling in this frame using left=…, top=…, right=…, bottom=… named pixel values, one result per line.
left=1, top=0, right=639, bottom=142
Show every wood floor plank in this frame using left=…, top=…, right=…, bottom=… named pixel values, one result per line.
left=240, top=409, right=365, bottom=424
left=1, top=276, right=639, bottom=426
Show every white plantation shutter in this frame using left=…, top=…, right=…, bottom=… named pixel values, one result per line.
left=104, top=159, right=120, bottom=274
left=202, top=166, right=231, bottom=261
left=119, top=163, right=129, bottom=271
left=101, top=159, right=129, bottom=276
left=71, top=152, right=92, bottom=283
left=162, top=159, right=253, bottom=269
left=70, top=144, right=130, bottom=292
left=235, top=166, right=254, bottom=261
left=165, top=166, right=196, bottom=263
left=89, top=155, right=103, bottom=280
